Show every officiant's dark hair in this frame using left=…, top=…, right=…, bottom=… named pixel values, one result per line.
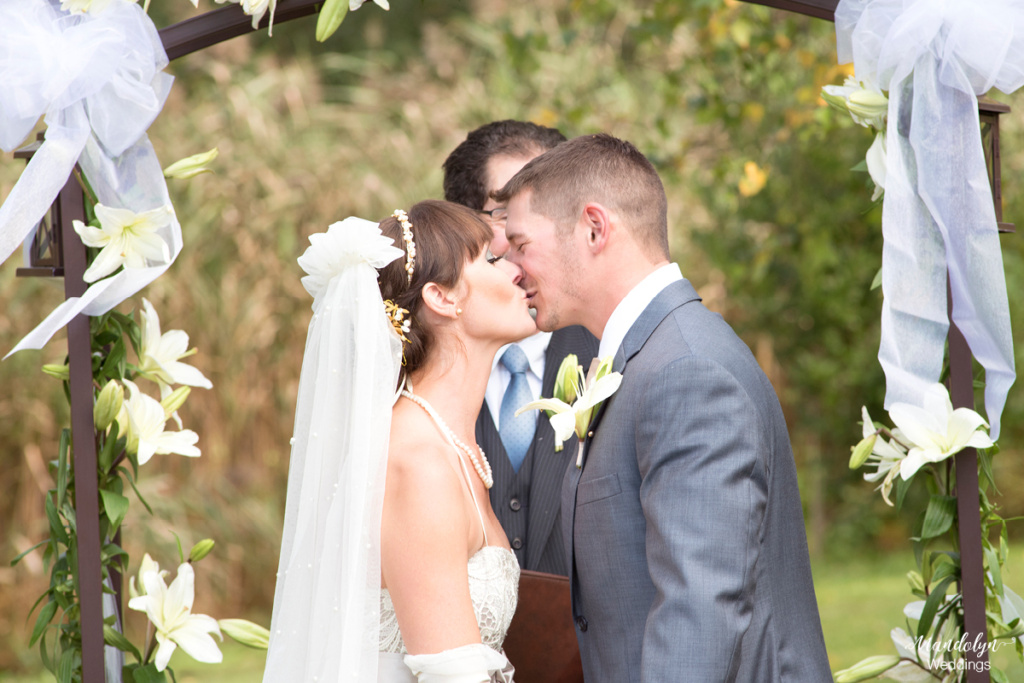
left=442, top=120, right=566, bottom=210
left=378, top=200, right=492, bottom=382
left=492, top=133, right=669, bottom=260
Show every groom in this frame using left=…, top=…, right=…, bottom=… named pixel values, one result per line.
left=495, top=134, right=831, bottom=681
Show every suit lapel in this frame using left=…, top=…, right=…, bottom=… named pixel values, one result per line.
left=576, top=279, right=702, bottom=471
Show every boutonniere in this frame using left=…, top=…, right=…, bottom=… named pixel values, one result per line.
left=516, top=354, right=622, bottom=468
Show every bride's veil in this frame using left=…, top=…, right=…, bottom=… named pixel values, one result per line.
left=263, top=217, right=404, bottom=683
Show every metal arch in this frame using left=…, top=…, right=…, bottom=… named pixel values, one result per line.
left=157, top=0, right=839, bottom=61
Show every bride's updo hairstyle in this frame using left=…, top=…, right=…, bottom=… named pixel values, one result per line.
left=378, top=199, right=492, bottom=379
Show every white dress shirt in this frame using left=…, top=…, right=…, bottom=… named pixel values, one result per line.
left=486, top=331, right=552, bottom=429
left=598, top=263, right=683, bottom=361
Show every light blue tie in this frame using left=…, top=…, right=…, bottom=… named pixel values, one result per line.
left=499, top=345, right=535, bottom=472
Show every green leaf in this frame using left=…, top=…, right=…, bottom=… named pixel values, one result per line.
left=895, top=473, right=912, bottom=511
left=920, top=495, right=957, bottom=540
left=978, top=448, right=999, bottom=493
left=103, top=624, right=142, bottom=662
left=985, top=544, right=1004, bottom=599
left=100, top=489, right=130, bottom=535
left=870, top=266, right=882, bottom=291
left=45, top=495, right=68, bottom=546
left=101, top=340, right=127, bottom=380
left=11, top=539, right=47, bottom=567
left=57, top=429, right=70, bottom=506
left=173, top=532, right=184, bottom=564
left=56, top=643, right=76, bottom=683
left=315, top=0, right=349, bottom=42
left=30, top=600, right=57, bottom=646
left=122, top=468, right=154, bottom=515
left=991, top=666, right=1008, bottom=683
left=133, top=662, right=169, bottom=683
left=917, top=575, right=955, bottom=640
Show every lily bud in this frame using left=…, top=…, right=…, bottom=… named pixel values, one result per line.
left=906, top=570, right=925, bottom=595
left=218, top=618, right=270, bottom=650
left=94, top=380, right=124, bottom=431
left=161, top=386, right=192, bottom=418
left=847, top=89, right=888, bottom=128
left=832, top=654, right=900, bottom=682
left=315, top=0, right=349, bottom=42
left=820, top=88, right=851, bottom=115
left=42, top=363, right=70, bottom=380
left=594, top=355, right=615, bottom=381
left=849, top=434, right=876, bottom=470
left=163, top=148, right=219, bottom=180
left=553, top=354, right=579, bottom=405
left=188, top=538, right=216, bottom=563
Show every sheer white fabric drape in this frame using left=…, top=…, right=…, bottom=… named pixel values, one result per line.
left=263, top=218, right=403, bottom=683
left=0, top=0, right=178, bottom=357
left=836, top=0, right=1024, bottom=438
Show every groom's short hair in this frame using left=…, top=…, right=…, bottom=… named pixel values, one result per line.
left=442, top=120, right=567, bottom=210
left=493, top=133, right=669, bottom=260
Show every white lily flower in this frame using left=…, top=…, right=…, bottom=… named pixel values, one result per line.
left=117, top=380, right=201, bottom=465
left=516, top=361, right=622, bottom=452
left=887, top=628, right=937, bottom=678
left=138, top=299, right=213, bottom=406
left=891, top=383, right=994, bottom=481
left=128, top=562, right=223, bottom=672
left=215, top=0, right=277, bottom=34
left=866, top=130, right=887, bottom=201
left=859, top=406, right=907, bottom=506
left=129, top=553, right=167, bottom=600
left=73, top=204, right=172, bottom=283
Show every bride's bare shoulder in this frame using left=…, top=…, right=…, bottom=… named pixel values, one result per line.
left=385, top=402, right=461, bottom=500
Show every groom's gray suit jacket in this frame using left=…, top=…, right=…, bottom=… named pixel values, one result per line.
left=563, top=279, right=831, bottom=682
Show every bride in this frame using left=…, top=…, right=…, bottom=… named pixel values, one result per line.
left=262, top=200, right=537, bottom=682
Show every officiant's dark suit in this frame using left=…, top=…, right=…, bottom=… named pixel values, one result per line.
left=477, top=329, right=597, bottom=574
left=444, top=119, right=599, bottom=575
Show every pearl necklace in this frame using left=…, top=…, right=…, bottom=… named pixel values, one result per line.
left=401, top=390, right=493, bottom=489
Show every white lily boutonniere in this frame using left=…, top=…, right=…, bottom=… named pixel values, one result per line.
left=72, top=203, right=173, bottom=283
left=516, top=354, right=622, bottom=468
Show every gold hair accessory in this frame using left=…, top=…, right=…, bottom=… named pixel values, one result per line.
left=384, top=299, right=411, bottom=343
left=393, top=209, right=416, bottom=284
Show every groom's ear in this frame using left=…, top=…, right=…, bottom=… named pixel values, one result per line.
left=420, top=282, right=460, bottom=320
left=581, top=202, right=612, bottom=255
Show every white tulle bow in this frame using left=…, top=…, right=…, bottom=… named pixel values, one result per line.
left=836, top=0, right=1024, bottom=439
left=0, top=0, right=179, bottom=357
left=297, top=217, right=404, bottom=302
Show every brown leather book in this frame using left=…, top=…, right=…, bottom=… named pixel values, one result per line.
left=502, top=570, right=584, bottom=683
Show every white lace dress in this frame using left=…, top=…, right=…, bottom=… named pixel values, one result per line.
left=376, top=546, right=520, bottom=682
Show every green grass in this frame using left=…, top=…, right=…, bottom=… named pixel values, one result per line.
left=4, top=552, right=1024, bottom=681
left=815, top=552, right=1024, bottom=680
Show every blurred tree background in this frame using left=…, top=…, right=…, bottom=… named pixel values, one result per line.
left=3, top=0, right=1024, bottom=677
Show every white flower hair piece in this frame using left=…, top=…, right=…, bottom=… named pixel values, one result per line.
left=392, top=209, right=416, bottom=284
left=298, top=217, right=404, bottom=301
